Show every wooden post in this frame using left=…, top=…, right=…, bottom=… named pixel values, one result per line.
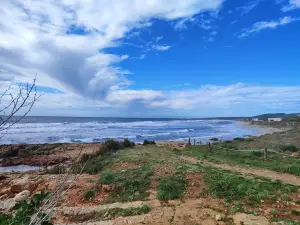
left=188, top=137, right=191, bottom=146
left=194, top=139, right=196, bottom=146
left=200, top=141, right=202, bottom=144
left=264, top=148, right=268, bottom=160
left=208, top=142, right=212, bottom=151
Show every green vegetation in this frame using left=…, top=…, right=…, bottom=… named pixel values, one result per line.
left=233, top=137, right=253, bottom=142
left=103, top=205, right=150, bottom=218
left=204, top=166, right=297, bottom=202
left=74, top=139, right=136, bottom=175
left=178, top=163, right=297, bottom=203
left=83, top=190, right=95, bottom=200
left=44, top=165, right=66, bottom=174
left=100, top=171, right=117, bottom=184
left=280, top=144, right=298, bottom=152
left=101, top=165, right=154, bottom=203
left=182, top=145, right=300, bottom=176
left=291, top=210, right=300, bottom=216
left=270, top=209, right=279, bottom=216
left=0, top=191, right=53, bottom=225
left=143, top=140, right=156, bottom=145
left=157, top=175, right=187, bottom=201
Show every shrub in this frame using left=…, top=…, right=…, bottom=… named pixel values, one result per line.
left=84, top=190, right=95, bottom=200
left=143, top=140, right=156, bottom=145
left=123, top=139, right=135, bottom=148
left=102, top=139, right=123, bottom=152
left=100, top=171, right=117, bottom=185
left=280, top=145, right=298, bottom=152
left=157, top=175, right=187, bottom=201
left=252, top=151, right=264, bottom=157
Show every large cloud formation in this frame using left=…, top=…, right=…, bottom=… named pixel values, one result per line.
left=0, top=0, right=223, bottom=102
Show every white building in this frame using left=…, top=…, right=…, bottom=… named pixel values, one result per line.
left=252, top=118, right=260, bottom=122
left=268, top=118, right=282, bottom=122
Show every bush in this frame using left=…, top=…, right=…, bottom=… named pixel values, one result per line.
left=102, top=139, right=123, bottom=152
left=123, top=139, right=135, bottom=148
left=100, top=171, right=117, bottom=185
left=84, top=190, right=95, bottom=200
left=252, top=151, right=264, bottom=157
left=143, top=140, right=156, bottom=145
left=291, top=210, right=300, bottom=216
left=280, top=145, right=298, bottom=152
left=157, top=175, right=187, bottom=201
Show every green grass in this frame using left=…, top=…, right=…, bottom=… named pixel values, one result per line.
left=101, top=165, right=154, bottom=203
left=83, top=190, right=95, bottom=200
left=104, top=205, right=150, bottom=218
left=157, top=175, right=187, bottom=201
left=182, top=145, right=300, bottom=176
left=272, top=219, right=300, bottom=225
left=180, top=163, right=298, bottom=203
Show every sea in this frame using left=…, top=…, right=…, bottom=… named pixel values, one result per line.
left=0, top=117, right=264, bottom=144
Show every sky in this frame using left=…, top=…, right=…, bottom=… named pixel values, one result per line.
left=0, top=0, right=300, bottom=118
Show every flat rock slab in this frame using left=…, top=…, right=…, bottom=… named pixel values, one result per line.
left=233, top=213, right=269, bottom=225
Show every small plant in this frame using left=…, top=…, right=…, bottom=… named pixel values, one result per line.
left=84, top=190, right=95, bottom=200
left=143, top=140, right=156, bottom=145
left=281, top=194, right=293, bottom=201
left=100, top=171, right=117, bottom=184
left=291, top=210, right=300, bottom=216
left=0, top=190, right=53, bottom=225
left=251, top=151, right=264, bottom=157
left=270, top=209, right=279, bottom=216
left=157, top=175, right=187, bottom=201
left=295, top=200, right=300, bottom=205
left=44, top=165, right=66, bottom=174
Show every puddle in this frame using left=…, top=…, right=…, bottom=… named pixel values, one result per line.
left=0, top=165, right=40, bottom=173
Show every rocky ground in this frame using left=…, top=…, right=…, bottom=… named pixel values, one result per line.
left=1, top=123, right=300, bottom=224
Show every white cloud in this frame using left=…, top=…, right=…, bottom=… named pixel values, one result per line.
left=281, top=0, right=300, bottom=11
left=152, top=45, right=172, bottom=51
left=239, top=16, right=300, bottom=38
left=0, top=0, right=223, bottom=103
left=236, top=0, right=261, bottom=15
left=148, top=84, right=300, bottom=112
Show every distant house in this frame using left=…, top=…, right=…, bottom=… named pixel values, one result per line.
left=252, top=118, right=260, bottom=122
left=268, top=118, right=282, bottom=122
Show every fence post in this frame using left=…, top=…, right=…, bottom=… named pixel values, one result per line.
left=194, top=139, right=196, bottom=146
left=188, top=137, right=191, bottom=146
left=208, top=142, right=212, bottom=151
left=264, top=148, right=268, bottom=160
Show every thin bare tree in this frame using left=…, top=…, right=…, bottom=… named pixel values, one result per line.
left=0, top=78, right=40, bottom=138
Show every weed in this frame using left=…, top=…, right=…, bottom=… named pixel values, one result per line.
left=83, top=190, right=95, bottom=200
left=100, top=171, right=117, bottom=185
left=270, top=209, right=279, bottom=216
left=0, top=191, right=53, bottom=225
left=281, top=194, right=293, bottom=201
left=44, top=165, right=66, bottom=174
left=157, top=175, right=187, bottom=201
left=227, top=203, right=245, bottom=214
left=292, top=210, right=300, bottom=216
left=123, top=139, right=135, bottom=148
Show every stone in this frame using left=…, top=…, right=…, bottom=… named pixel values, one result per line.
left=13, top=190, right=30, bottom=202
left=215, top=214, right=223, bottom=221
left=102, top=185, right=113, bottom=192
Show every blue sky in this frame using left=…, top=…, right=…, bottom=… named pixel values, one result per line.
left=0, top=0, right=300, bottom=117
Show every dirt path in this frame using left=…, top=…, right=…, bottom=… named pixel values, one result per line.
left=181, top=156, right=300, bottom=186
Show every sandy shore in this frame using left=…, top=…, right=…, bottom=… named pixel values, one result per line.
left=236, top=121, right=287, bottom=137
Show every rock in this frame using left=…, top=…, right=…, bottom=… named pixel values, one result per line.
left=13, top=190, right=30, bottom=202
left=215, top=214, right=223, bottom=221
left=10, top=178, right=38, bottom=193
left=0, top=199, right=16, bottom=211
left=233, top=213, right=269, bottom=225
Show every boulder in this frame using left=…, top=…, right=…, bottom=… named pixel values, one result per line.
left=13, top=190, right=30, bottom=202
